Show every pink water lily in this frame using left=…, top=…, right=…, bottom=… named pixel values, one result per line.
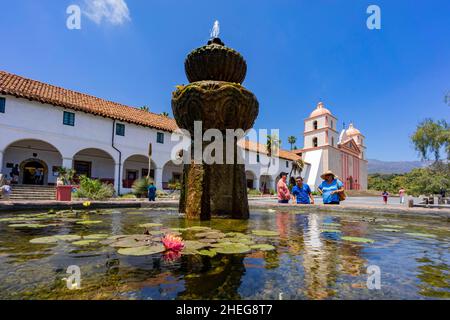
left=162, top=234, right=185, bottom=252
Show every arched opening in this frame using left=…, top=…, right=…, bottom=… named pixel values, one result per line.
left=313, top=121, right=318, bottom=130
left=20, top=159, right=48, bottom=185
left=245, top=170, right=256, bottom=189
left=73, top=148, right=115, bottom=184
left=2, top=139, right=62, bottom=185
left=260, top=175, right=273, bottom=194
left=331, top=137, right=335, bottom=147
left=313, top=137, right=318, bottom=148
left=162, top=160, right=183, bottom=190
left=122, top=155, right=156, bottom=188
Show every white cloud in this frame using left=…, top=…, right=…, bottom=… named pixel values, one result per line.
left=83, top=0, right=131, bottom=25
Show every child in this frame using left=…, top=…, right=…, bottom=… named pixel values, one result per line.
left=382, top=190, right=389, bottom=205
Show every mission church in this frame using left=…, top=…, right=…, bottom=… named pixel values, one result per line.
left=0, top=70, right=367, bottom=196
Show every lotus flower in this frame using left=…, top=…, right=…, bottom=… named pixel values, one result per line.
left=83, top=201, right=91, bottom=207
left=162, top=234, right=185, bottom=252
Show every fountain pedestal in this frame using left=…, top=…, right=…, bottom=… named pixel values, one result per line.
left=172, top=40, right=259, bottom=220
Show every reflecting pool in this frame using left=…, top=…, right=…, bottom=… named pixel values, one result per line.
left=0, top=208, right=448, bottom=299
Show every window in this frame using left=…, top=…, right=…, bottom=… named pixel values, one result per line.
left=116, top=123, right=125, bottom=136
left=331, top=137, right=335, bottom=146
left=157, top=132, right=164, bottom=144
left=313, top=121, right=318, bottom=130
left=286, top=161, right=289, bottom=168
left=313, top=137, right=318, bottom=147
left=0, top=97, right=5, bottom=113
left=330, top=120, right=334, bottom=129
left=256, top=154, right=260, bottom=163
left=63, top=111, right=75, bottom=126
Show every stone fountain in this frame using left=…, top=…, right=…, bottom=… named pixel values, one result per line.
left=172, top=21, right=259, bottom=220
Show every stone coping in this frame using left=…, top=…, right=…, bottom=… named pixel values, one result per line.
left=0, top=199, right=449, bottom=220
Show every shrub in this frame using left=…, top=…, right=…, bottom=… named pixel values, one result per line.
left=75, top=176, right=115, bottom=200
left=247, top=188, right=262, bottom=196
left=132, top=177, right=153, bottom=198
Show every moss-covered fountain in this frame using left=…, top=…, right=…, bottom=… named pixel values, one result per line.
left=172, top=22, right=259, bottom=220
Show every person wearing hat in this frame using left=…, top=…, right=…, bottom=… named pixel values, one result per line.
left=277, top=172, right=291, bottom=204
left=317, top=170, right=344, bottom=205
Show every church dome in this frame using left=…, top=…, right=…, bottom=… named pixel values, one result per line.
left=310, top=102, right=332, bottom=118
left=346, top=123, right=361, bottom=136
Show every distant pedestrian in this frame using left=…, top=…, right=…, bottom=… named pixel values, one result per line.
left=10, top=164, right=19, bottom=184
left=399, top=188, right=406, bottom=204
left=382, top=190, right=389, bottom=205
left=148, top=182, right=157, bottom=202
left=1, top=180, right=12, bottom=201
left=440, top=187, right=446, bottom=198
left=277, top=172, right=291, bottom=204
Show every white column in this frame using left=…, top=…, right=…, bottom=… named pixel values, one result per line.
left=254, top=176, right=260, bottom=191
left=0, top=150, right=4, bottom=173
left=62, top=157, right=73, bottom=169
left=155, top=167, right=163, bottom=190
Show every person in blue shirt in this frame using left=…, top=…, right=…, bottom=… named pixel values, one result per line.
left=317, top=170, right=345, bottom=205
left=291, top=176, right=314, bottom=204
left=147, top=182, right=157, bottom=201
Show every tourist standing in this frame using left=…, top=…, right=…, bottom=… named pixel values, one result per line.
left=317, top=170, right=344, bottom=205
left=10, top=164, right=19, bottom=184
left=382, top=190, right=389, bottom=205
left=291, top=176, right=314, bottom=204
left=277, top=172, right=291, bottom=203
left=148, top=182, right=157, bottom=202
left=399, top=188, right=406, bottom=204
left=34, top=168, right=43, bottom=185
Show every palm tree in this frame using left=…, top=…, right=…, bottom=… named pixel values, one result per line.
left=287, top=136, right=297, bottom=150
left=140, top=106, right=150, bottom=112
left=289, top=158, right=305, bottom=181
left=262, top=134, right=281, bottom=192
left=160, top=112, right=169, bottom=117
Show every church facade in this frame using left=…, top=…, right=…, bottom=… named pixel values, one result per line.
left=295, top=102, right=368, bottom=191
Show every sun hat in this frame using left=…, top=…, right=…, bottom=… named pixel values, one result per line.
left=320, top=170, right=336, bottom=180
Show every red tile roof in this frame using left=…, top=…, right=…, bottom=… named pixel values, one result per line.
left=0, top=70, right=178, bottom=132
left=0, top=70, right=301, bottom=161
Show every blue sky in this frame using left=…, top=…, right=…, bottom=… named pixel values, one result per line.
left=1, top=0, right=449, bottom=161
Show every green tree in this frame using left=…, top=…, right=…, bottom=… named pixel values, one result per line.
left=287, top=136, right=297, bottom=150
left=160, top=112, right=169, bottom=117
left=140, top=106, right=150, bottom=112
left=411, top=119, right=449, bottom=161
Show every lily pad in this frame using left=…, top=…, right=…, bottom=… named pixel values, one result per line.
left=322, top=222, right=341, bottom=227
left=83, top=234, right=109, bottom=240
left=117, top=244, right=165, bottom=256
left=380, top=225, right=404, bottom=229
left=126, top=211, right=144, bottom=215
left=215, top=243, right=251, bottom=254
left=169, top=228, right=187, bottom=232
left=139, top=223, right=163, bottom=228
left=9, top=223, right=57, bottom=228
left=321, top=229, right=342, bottom=233
left=251, top=230, right=279, bottom=237
left=29, top=234, right=81, bottom=244
left=72, top=239, right=99, bottom=246
left=186, top=226, right=211, bottom=232
left=250, top=244, right=276, bottom=251
left=378, top=228, right=401, bottom=233
left=183, top=240, right=208, bottom=250
left=405, top=232, right=437, bottom=238
left=341, top=236, right=375, bottom=244
left=181, top=248, right=200, bottom=255
left=76, top=220, right=102, bottom=225
left=198, top=249, right=217, bottom=257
